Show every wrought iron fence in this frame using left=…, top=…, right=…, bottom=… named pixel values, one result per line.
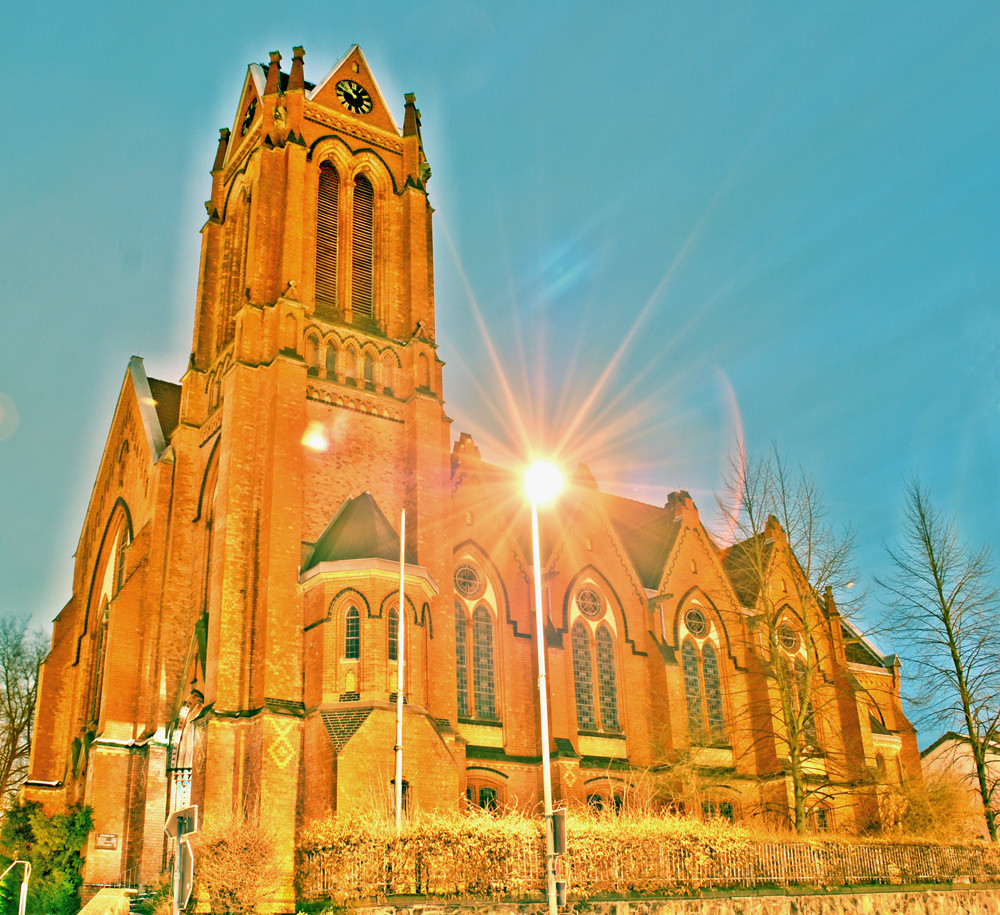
left=300, top=832, right=1000, bottom=902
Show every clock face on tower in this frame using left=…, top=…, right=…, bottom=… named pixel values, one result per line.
left=335, top=79, right=373, bottom=115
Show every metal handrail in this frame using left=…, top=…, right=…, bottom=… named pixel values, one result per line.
left=0, top=860, right=31, bottom=915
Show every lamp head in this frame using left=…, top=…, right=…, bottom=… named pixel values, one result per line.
left=525, top=461, right=563, bottom=505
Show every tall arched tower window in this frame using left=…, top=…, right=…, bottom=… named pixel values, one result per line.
left=316, top=163, right=339, bottom=307
left=472, top=607, right=496, bottom=719
left=352, top=175, right=374, bottom=322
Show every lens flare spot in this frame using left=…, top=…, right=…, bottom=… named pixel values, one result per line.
left=525, top=461, right=563, bottom=505
left=302, top=421, right=329, bottom=452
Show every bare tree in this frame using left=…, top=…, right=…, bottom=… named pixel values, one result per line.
left=878, top=479, right=1000, bottom=841
left=0, top=615, right=47, bottom=810
left=719, top=446, right=860, bottom=834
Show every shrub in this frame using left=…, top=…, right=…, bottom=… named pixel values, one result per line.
left=0, top=801, right=91, bottom=915
left=193, top=805, right=283, bottom=915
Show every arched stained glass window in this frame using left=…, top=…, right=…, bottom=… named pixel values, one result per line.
left=455, top=602, right=469, bottom=717
left=682, top=640, right=704, bottom=740
left=702, top=642, right=725, bottom=740
left=572, top=621, right=596, bottom=730
left=388, top=607, right=399, bottom=661
left=90, top=604, right=109, bottom=722
left=596, top=627, right=619, bottom=732
left=472, top=607, right=496, bottom=719
left=316, top=163, right=339, bottom=306
left=115, top=526, right=130, bottom=594
left=795, top=659, right=817, bottom=744
left=352, top=176, right=374, bottom=321
left=345, top=606, right=360, bottom=659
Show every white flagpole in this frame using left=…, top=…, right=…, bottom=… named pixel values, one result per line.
left=394, top=509, right=406, bottom=830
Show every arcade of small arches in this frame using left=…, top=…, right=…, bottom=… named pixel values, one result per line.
left=303, top=330, right=400, bottom=394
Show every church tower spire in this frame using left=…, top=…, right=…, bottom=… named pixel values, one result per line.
left=172, top=47, right=456, bottom=905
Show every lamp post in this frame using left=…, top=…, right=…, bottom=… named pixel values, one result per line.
left=525, top=460, right=563, bottom=915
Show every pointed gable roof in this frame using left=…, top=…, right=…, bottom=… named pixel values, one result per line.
left=127, top=356, right=175, bottom=461
left=599, top=493, right=683, bottom=591
left=303, top=492, right=411, bottom=572
left=721, top=532, right=774, bottom=607
left=307, top=44, right=400, bottom=135
left=147, top=377, right=181, bottom=441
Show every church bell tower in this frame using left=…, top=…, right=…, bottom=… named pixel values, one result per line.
left=171, top=45, right=460, bottom=906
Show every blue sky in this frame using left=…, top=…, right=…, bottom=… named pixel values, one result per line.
left=1, top=2, right=997, bottom=704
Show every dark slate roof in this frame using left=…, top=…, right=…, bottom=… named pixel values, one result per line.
left=600, top=493, right=682, bottom=590
left=843, top=624, right=887, bottom=667
left=303, top=492, right=412, bottom=572
left=147, top=378, right=182, bottom=440
left=869, top=713, right=893, bottom=736
left=721, top=533, right=772, bottom=606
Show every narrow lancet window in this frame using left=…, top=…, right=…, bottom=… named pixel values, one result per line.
left=472, top=607, right=496, bottom=719
left=316, top=163, right=339, bottom=306
left=572, top=621, right=596, bottom=730
left=455, top=602, right=469, bottom=717
left=596, top=627, right=620, bottom=731
left=345, top=606, right=360, bottom=659
left=352, top=175, right=374, bottom=321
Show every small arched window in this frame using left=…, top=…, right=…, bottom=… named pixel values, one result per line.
left=472, top=607, right=496, bottom=719
left=572, top=621, right=597, bottom=730
left=316, top=163, right=339, bottom=307
left=325, top=344, right=338, bottom=380
left=118, top=440, right=129, bottom=488
left=283, top=314, right=297, bottom=351
left=307, top=335, right=320, bottom=374
left=455, top=602, right=470, bottom=717
left=388, top=607, right=399, bottom=661
left=363, top=353, right=375, bottom=390
left=345, top=348, right=357, bottom=385
left=352, top=175, right=374, bottom=321
left=382, top=354, right=394, bottom=394
left=345, top=606, right=360, bottom=659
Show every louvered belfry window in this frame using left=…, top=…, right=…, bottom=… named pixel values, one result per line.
left=316, top=163, right=339, bottom=306
left=352, top=175, right=375, bottom=320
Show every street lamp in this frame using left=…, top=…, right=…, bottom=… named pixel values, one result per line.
left=525, top=460, right=563, bottom=915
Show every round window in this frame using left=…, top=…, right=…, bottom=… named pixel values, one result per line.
left=777, top=623, right=799, bottom=652
left=577, top=588, right=603, bottom=620
left=454, top=563, right=482, bottom=599
left=684, top=607, right=708, bottom=637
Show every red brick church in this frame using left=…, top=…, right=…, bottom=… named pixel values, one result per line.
left=24, top=46, right=919, bottom=905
